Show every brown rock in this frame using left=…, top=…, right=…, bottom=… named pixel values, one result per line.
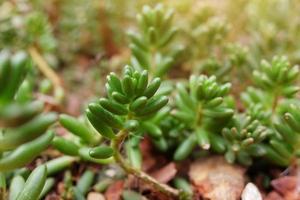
left=189, top=156, right=246, bottom=200
left=271, top=176, right=300, bottom=200
left=150, top=162, right=177, bottom=184
left=105, top=180, right=124, bottom=200
left=264, top=191, right=284, bottom=200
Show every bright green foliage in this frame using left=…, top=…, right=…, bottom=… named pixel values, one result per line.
left=241, top=87, right=271, bottom=116
left=14, top=165, right=47, bottom=200
left=253, top=56, right=299, bottom=96
left=75, top=170, right=95, bottom=196
left=0, top=51, right=31, bottom=104
left=86, top=65, right=168, bottom=168
left=129, top=4, right=182, bottom=77
left=241, top=56, right=299, bottom=120
left=284, top=104, right=300, bottom=134
left=52, top=136, right=80, bottom=156
left=173, top=75, right=234, bottom=160
left=2, top=2, right=300, bottom=198
left=246, top=104, right=271, bottom=125
left=222, top=115, right=271, bottom=165
left=0, top=51, right=56, bottom=172
left=265, top=104, right=300, bottom=166
left=59, top=114, right=98, bottom=145
left=150, top=109, right=186, bottom=152
left=238, top=55, right=300, bottom=166
left=9, top=175, right=25, bottom=200
left=44, top=156, right=76, bottom=176
left=89, top=146, right=114, bottom=159
left=55, top=114, right=113, bottom=164
left=39, top=178, right=55, bottom=200
left=56, top=65, right=168, bottom=169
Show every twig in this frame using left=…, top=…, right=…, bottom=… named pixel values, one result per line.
left=111, top=130, right=180, bottom=198
left=28, top=46, right=62, bottom=89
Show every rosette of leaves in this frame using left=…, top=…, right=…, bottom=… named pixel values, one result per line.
left=242, top=56, right=299, bottom=119
left=84, top=65, right=168, bottom=165
left=252, top=56, right=299, bottom=97
left=222, top=114, right=271, bottom=165
left=0, top=51, right=57, bottom=172
left=173, top=75, right=234, bottom=161
left=128, top=4, right=183, bottom=77
left=190, top=16, right=229, bottom=60
left=80, top=65, right=182, bottom=198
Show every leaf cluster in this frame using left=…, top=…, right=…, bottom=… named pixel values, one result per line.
left=0, top=51, right=56, bottom=172
left=129, top=4, right=183, bottom=77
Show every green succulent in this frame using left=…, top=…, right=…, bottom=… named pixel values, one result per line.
left=239, top=55, right=300, bottom=167
left=264, top=104, right=300, bottom=166
left=173, top=75, right=234, bottom=161
left=253, top=56, right=299, bottom=96
left=85, top=65, right=168, bottom=168
left=0, top=51, right=58, bottom=200
left=0, top=51, right=56, bottom=172
left=129, top=4, right=183, bottom=77
left=81, top=65, right=182, bottom=198
left=3, top=1, right=300, bottom=199
left=222, top=114, right=271, bottom=165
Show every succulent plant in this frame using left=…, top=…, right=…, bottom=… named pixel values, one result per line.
left=173, top=75, right=233, bottom=160
left=129, top=4, right=183, bottom=77
left=0, top=51, right=56, bottom=172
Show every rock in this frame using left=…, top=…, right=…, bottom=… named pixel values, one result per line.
left=105, top=180, right=124, bottom=200
left=87, top=192, right=105, bottom=200
left=241, top=183, right=262, bottom=200
left=271, top=176, right=300, bottom=200
left=189, top=156, right=246, bottom=200
left=264, top=191, right=284, bottom=200
left=150, top=162, right=177, bottom=183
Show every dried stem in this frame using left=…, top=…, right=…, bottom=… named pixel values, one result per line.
left=111, top=129, right=180, bottom=198
left=28, top=46, right=62, bottom=90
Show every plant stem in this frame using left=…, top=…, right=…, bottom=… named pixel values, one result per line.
left=111, top=130, right=180, bottom=198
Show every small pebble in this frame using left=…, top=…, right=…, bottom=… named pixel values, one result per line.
left=241, top=182, right=262, bottom=200
left=87, top=192, right=105, bottom=200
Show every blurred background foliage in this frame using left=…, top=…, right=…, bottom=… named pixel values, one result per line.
left=0, top=0, right=300, bottom=113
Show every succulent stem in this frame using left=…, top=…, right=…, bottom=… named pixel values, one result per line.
left=111, top=129, right=180, bottom=198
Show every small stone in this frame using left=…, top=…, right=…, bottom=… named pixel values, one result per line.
left=87, top=192, right=105, bottom=200
left=241, top=183, right=262, bottom=200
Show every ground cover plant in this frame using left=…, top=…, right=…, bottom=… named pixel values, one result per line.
left=1, top=0, right=300, bottom=199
